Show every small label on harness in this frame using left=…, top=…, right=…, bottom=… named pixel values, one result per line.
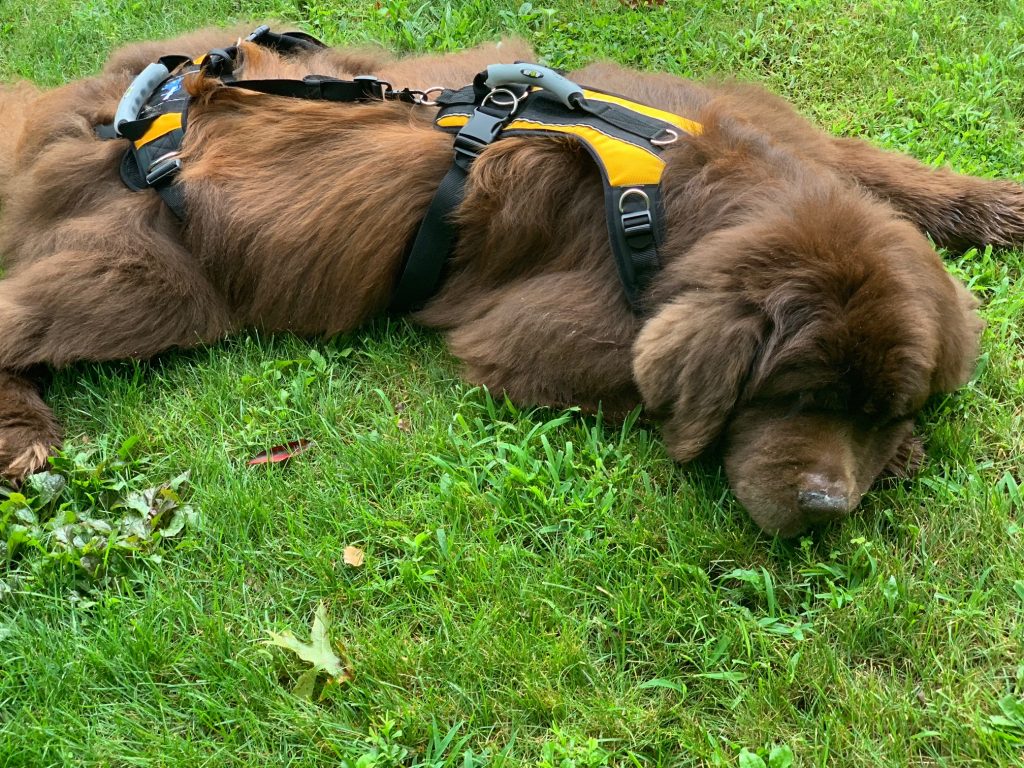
left=140, top=75, right=189, bottom=121
left=156, top=76, right=185, bottom=102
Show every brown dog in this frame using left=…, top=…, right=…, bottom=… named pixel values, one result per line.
left=1, top=27, right=1021, bottom=536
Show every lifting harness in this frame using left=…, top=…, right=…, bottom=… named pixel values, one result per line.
left=97, top=27, right=702, bottom=313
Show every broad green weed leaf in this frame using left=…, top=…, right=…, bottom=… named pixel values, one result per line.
left=161, top=512, right=186, bottom=539
left=13, top=507, right=37, bottom=525
left=769, top=745, right=794, bottom=768
left=739, top=749, right=767, bottom=768
left=24, top=472, right=66, bottom=506
left=995, top=695, right=1024, bottom=732
left=697, top=670, right=748, bottom=682
left=1013, top=581, right=1024, bottom=604
left=117, top=435, right=141, bottom=460
left=161, top=506, right=196, bottom=539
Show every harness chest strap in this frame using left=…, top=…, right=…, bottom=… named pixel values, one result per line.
left=393, top=74, right=702, bottom=312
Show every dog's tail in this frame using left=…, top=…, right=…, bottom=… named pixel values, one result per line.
left=0, top=82, right=39, bottom=201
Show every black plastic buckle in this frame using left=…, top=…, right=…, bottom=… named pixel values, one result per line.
left=453, top=106, right=514, bottom=165
left=246, top=24, right=271, bottom=42
left=203, top=48, right=236, bottom=78
left=300, top=75, right=331, bottom=98
left=618, top=188, right=654, bottom=240
left=622, top=209, right=653, bottom=238
left=353, top=75, right=392, bottom=100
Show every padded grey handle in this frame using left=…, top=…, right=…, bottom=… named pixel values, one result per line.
left=114, top=62, right=171, bottom=135
left=484, top=63, right=583, bottom=109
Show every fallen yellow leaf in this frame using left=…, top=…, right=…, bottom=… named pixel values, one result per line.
left=343, top=546, right=365, bottom=567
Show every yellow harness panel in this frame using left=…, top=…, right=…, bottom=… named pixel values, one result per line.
left=133, top=112, right=183, bottom=150
left=436, top=92, right=701, bottom=188
left=437, top=114, right=663, bottom=186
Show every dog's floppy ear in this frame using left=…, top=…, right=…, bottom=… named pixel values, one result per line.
left=632, top=293, right=765, bottom=461
left=931, top=276, right=985, bottom=394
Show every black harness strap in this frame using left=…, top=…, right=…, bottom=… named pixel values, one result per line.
left=390, top=95, right=523, bottom=311
left=245, top=25, right=327, bottom=55
left=224, top=75, right=421, bottom=104
left=107, top=54, right=194, bottom=218
left=608, top=184, right=663, bottom=308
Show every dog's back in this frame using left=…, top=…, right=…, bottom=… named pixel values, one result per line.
left=0, top=82, right=41, bottom=205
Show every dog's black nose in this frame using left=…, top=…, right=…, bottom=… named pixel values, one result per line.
left=797, top=474, right=851, bottom=521
left=798, top=489, right=848, bottom=514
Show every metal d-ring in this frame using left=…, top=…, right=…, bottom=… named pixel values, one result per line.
left=619, top=187, right=651, bottom=213
left=651, top=127, right=679, bottom=147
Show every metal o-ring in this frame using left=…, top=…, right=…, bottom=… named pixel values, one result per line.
left=482, top=87, right=524, bottom=112
left=418, top=86, right=444, bottom=106
left=651, top=128, right=679, bottom=146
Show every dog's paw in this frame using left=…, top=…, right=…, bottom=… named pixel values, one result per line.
left=0, top=431, right=60, bottom=483
left=0, top=371, right=63, bottom=483
left=882, top=433, right=925, bottom=480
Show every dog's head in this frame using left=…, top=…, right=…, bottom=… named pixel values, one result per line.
left=633, top=183, right=983, bottom=536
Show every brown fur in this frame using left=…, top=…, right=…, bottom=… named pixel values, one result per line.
left=2, top=27, right=1021, bottom=536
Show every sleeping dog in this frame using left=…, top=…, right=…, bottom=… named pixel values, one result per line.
left=1, top=26, right=1021, bottom=536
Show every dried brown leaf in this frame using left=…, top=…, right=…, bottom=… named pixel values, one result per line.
left=343, top=546, right=365, bottom=567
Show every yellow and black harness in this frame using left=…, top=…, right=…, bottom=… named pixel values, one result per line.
left=98, top=27, right=701, bottom=313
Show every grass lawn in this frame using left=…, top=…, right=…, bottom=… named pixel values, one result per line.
left=2, top=1, right=1024, bottom=766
